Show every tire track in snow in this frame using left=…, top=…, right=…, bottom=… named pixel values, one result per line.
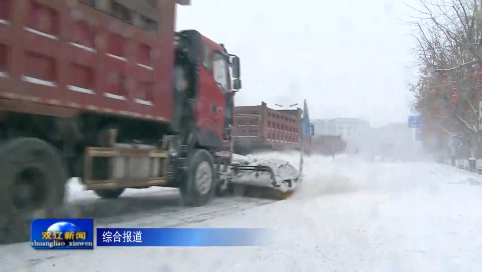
left=61, top=178, right=275, bottom=228
left=63, top=191, right=275, bottom=227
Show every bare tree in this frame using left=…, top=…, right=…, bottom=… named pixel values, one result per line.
left=408, top=0, right=482, bottom=157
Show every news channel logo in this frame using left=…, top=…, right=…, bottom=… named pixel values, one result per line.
left=31, top=219, right=94, bottom=249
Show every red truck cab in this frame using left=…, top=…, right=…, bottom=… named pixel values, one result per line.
left=175, top=31, right=239, bottom=146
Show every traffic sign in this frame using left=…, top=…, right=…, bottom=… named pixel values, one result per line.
left=448, top=135, right=462, bottom=148
left=408, top=116, right=422, bottom=128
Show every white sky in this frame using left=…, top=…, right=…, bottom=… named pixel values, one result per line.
left=176, top=0, right=420, bottom=127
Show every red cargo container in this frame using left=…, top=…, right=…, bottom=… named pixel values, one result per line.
left=232, top=102, right=311, bottom=154
left=0, top=0, right=178, bottom=120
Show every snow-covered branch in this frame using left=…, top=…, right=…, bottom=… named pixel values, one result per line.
left=437, top=122, right=456, bottom=135
left=462, top=92, right=478, bottom=116
left=456, top=114, right=477, bottom=132
left=434, top=59, right=479, bottom=71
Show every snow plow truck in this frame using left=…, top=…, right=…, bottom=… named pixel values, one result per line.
left=0, top=0, right=305, bottom=242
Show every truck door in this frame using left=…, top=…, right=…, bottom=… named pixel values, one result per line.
left=212, top=51, right=231, bottom=136
left=195, top=44, right=226, bottom=144
left=212, top=52, right=233, bottom=132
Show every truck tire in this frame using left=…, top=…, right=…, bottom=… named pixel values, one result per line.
left=94, top=188, right=125, bottom=199
left=180, top=149, right=216, bottom=207
left=0, top=137, right=67, bottom=243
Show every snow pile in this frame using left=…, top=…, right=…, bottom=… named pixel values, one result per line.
left=431, top=164, right=482, bottom=186
left=230, top=153, right=300, bottom=192
left=230, top=151, right=357, bottom=195
left=65, top=177, right=178, bottom=202
left=67, top=178, right=84, bottom=192
left=66, top=178, right=86, bottom=201
left=449, top=178, right=482, bottom=186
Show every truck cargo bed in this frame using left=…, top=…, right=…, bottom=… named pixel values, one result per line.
left=0, top=0, right=176, bottom=121
left=232, top=102, right=305, bottom=154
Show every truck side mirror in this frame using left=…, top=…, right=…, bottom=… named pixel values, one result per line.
left=232, top=56, right=241, bottom=79
left=233, top=78, right=242, bottom=91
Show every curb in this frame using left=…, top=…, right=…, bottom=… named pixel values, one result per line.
left=443, top=160, right=481, bottom=174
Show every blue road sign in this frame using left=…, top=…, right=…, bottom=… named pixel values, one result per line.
left=408, top=116, right=422, bottom=128
left=415, top=128, right=422, bottom=141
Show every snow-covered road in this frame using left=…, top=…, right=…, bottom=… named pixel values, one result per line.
left=2, top=153, right=482, bottom=271
left=63, top=178, right=274, bottom=227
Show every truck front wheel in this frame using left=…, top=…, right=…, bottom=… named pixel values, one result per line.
left=0, top=137, right=67, bottom=243
left=180, top=149, right=216, bottom=207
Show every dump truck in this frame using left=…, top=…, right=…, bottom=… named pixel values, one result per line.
left=0, top=0, right=303, bottom=242
left=231, top=101, right=314, bottom=155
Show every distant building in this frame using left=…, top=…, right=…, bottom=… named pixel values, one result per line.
left=333, top=118, right=370, bottom=140
left=311, top=119, right=337, bottom=135
left=311, top=118, right=371, bottom=153
left=311, top=119, right=426, bottom=159
left=312, top=118, right=369, bottom=136
left=334, top=118, right=370, bottom=153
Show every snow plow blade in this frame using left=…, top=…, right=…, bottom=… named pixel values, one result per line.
left=227, top=155, right=300, bottom=200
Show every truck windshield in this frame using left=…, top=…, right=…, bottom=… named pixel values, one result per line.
left=213, top=52, right=230, bottom=92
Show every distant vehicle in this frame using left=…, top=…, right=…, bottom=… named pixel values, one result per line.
left=231, top=102, right=314, bottom=155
